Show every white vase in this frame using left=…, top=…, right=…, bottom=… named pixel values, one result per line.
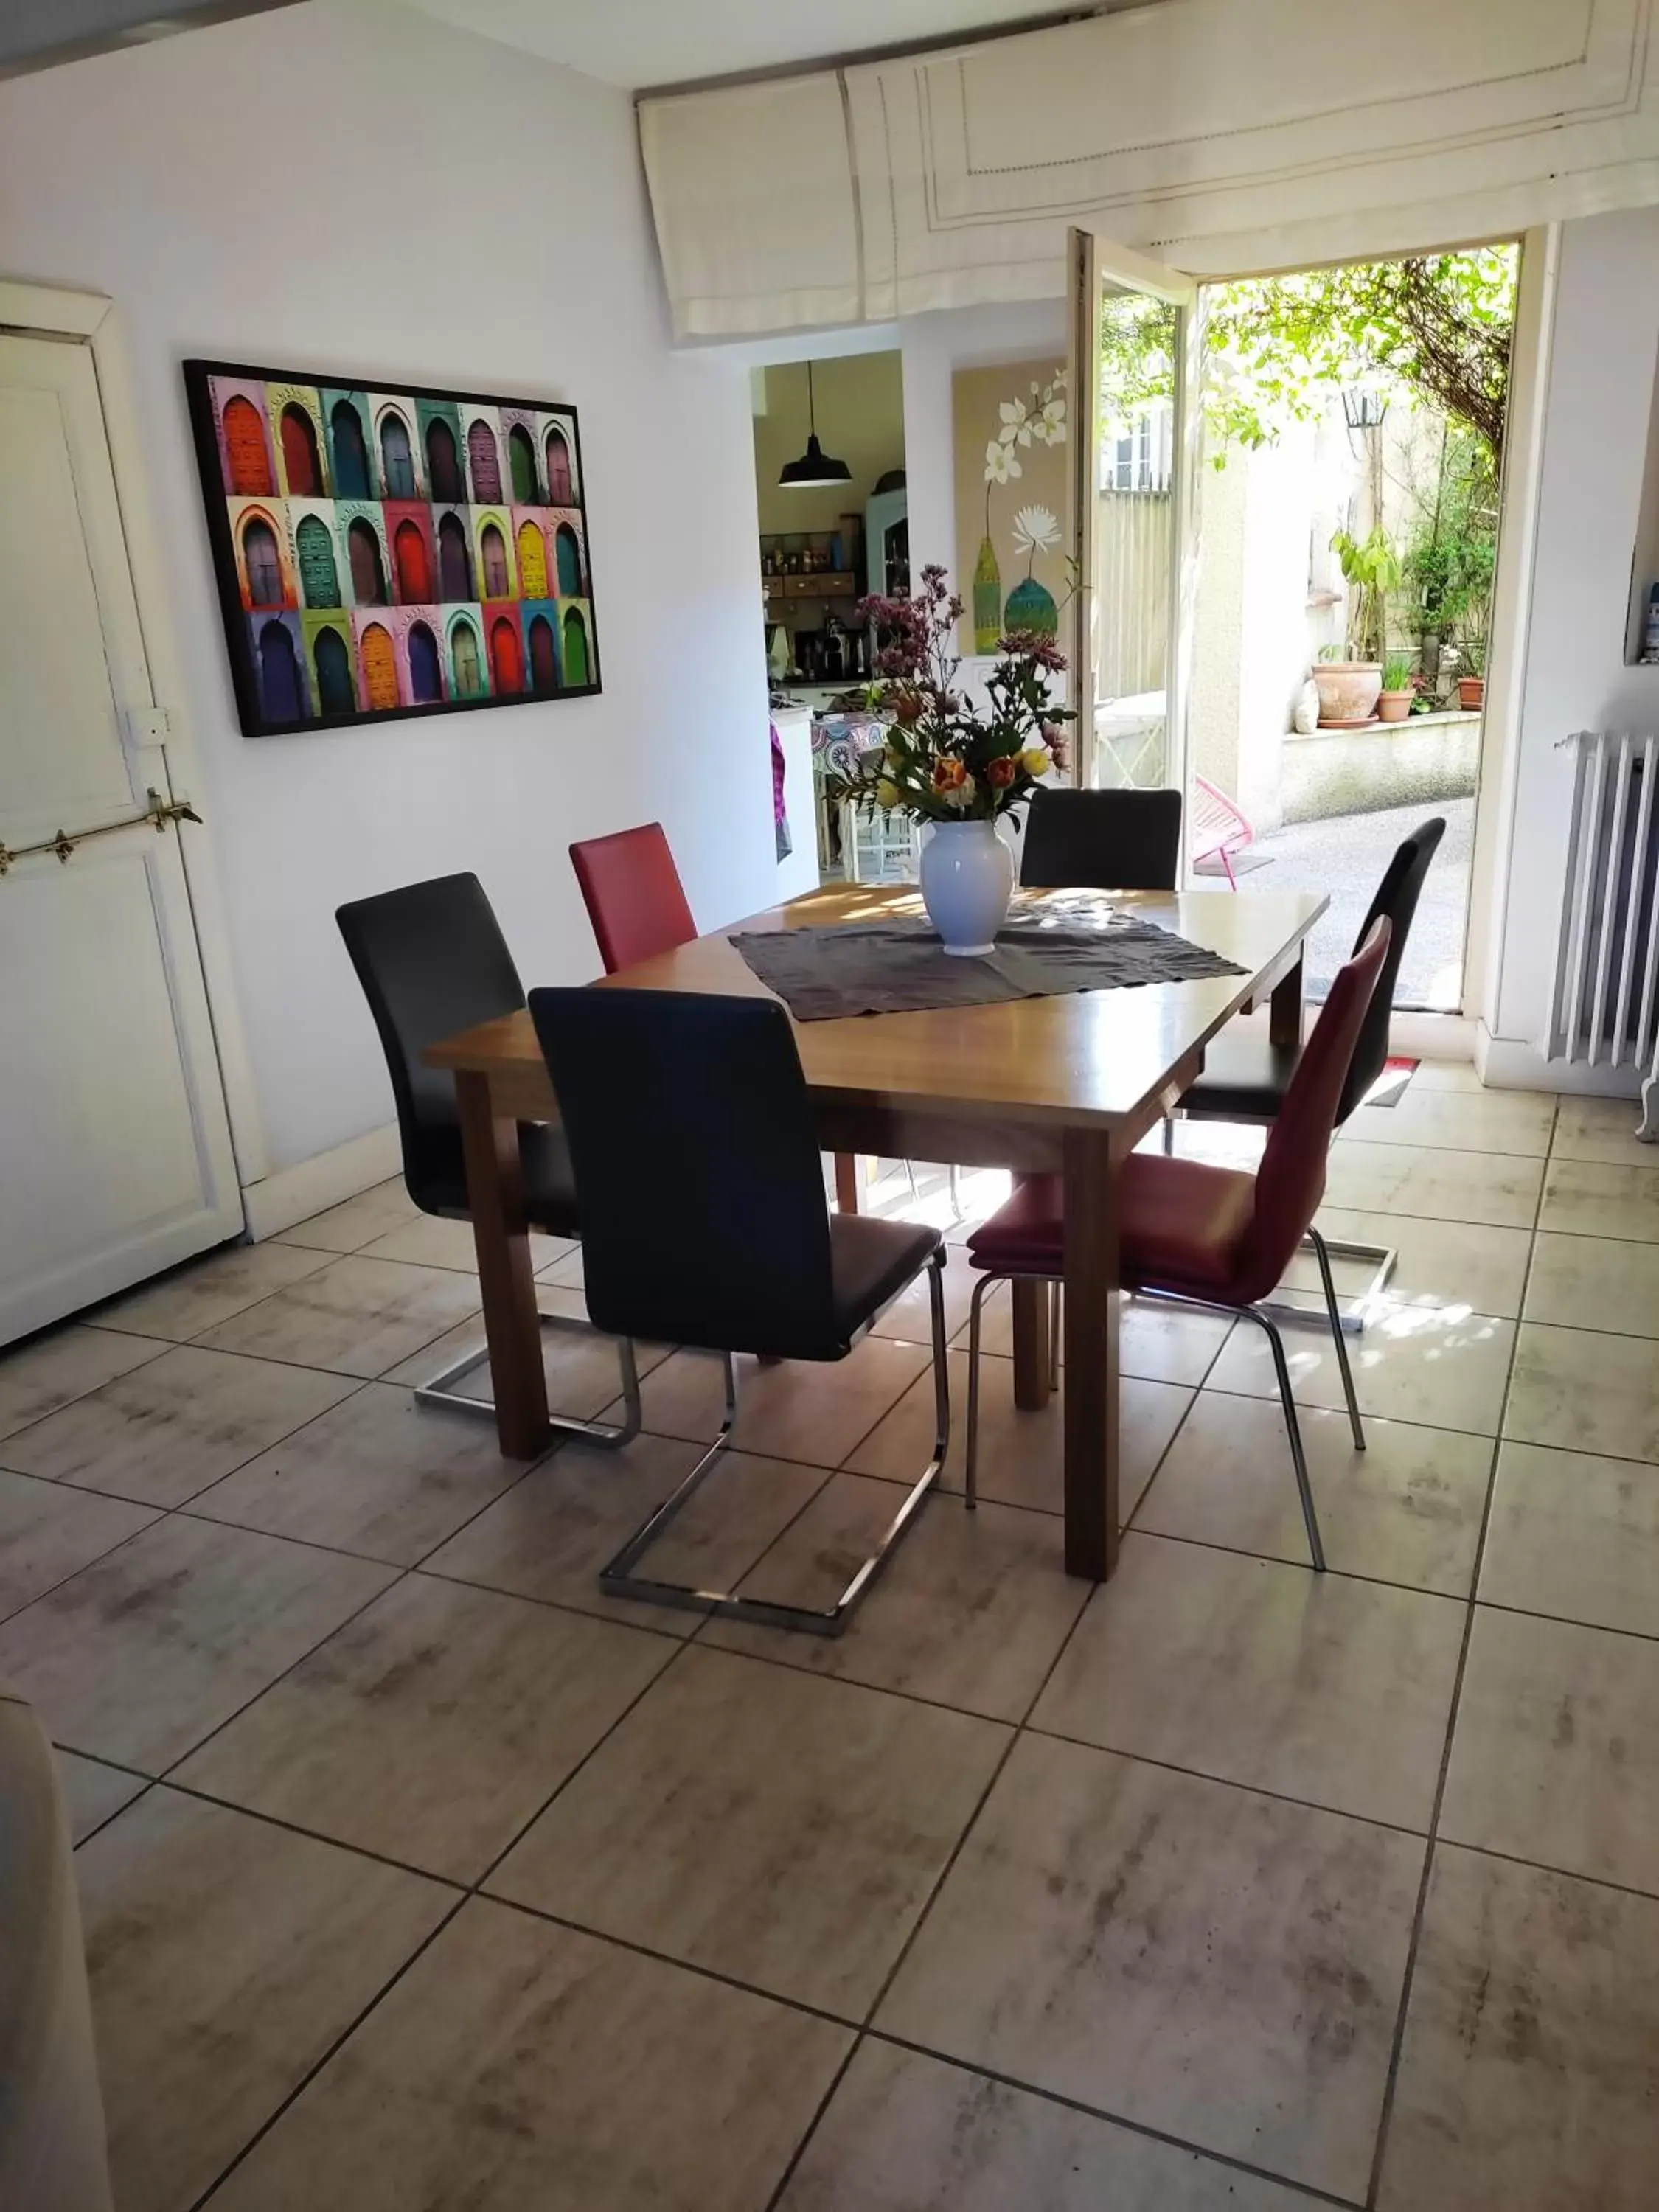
left=919, top=818, right=1015, bottom=956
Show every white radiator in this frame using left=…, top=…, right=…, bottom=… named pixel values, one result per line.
left=1548, top=731, right=1659, bottom=1136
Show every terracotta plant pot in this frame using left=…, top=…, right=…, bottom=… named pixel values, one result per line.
left=1458, top=675, right=1485, bottom=709
left=1311, top=661, right=1382, bottom=726
left=1376, top=689, right=1413, bottom=723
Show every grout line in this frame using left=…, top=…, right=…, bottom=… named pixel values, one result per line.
left=1360, top=1091, right=1556, bottom=2209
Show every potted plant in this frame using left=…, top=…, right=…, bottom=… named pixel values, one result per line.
left=846, top=564, right=1074, bottom=955
left=1377, top=653, right=1415, bottom=723
left=1313, top=526, right=1402, bottom=726
left=1458, top=638, right=1486, bottom=710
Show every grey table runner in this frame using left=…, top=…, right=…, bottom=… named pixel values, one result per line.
left=728, top=899, right=1246, bottom=1020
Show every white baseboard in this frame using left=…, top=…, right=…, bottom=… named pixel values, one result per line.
left=1475, top=1026, right=1645, bottom=1096
left=240, top=1122, right=403, bottom=1242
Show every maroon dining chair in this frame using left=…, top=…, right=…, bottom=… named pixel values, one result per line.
left=570, top=822, right=698, bottom=976
left=961, top=917, right=1393, bottom=1571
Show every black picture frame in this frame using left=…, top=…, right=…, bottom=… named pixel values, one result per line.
left=184, top=357, right=602, bottom=737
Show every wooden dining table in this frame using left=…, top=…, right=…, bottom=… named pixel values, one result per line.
left=423, top=881, right=1327, bottom=1583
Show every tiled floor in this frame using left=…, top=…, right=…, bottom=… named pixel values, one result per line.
left=6, top=1081, right=1659, bottom=2208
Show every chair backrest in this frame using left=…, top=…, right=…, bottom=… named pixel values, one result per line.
left=1019, top=786, right=1183, bottom=892
left=569, top=822, right=697, bottom=975
left=1239, top=917, right=1392, bottom=1297
left=336, top=873, right=524, bottom=1211
left=1337, top=815, right=1446, bottom=1121
left=529, top=987, right=840, bottom=1358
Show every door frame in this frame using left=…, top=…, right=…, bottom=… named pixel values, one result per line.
left=0, top=275, right=265, bottom=1194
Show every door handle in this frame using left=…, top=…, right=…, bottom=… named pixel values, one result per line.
left=0, top=788, right=201, bottom=876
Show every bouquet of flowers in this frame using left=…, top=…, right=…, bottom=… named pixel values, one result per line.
left=845, top=564, right=1074, bottom=823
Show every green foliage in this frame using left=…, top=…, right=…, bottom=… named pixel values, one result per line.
left=1331, top=526, right=1402, bottom=663
left=1382, top=653, right=1415, bottom=691
left=1399, top=422, right=1497, bottom=664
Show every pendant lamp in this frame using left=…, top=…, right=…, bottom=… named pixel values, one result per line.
left=779, top=361, right=851, bottom=487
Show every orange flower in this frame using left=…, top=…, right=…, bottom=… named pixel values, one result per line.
left=986, top=755, right=1018, bottom=787
left=931, top=757, right=968, bottom=793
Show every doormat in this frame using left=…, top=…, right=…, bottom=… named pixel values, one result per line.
left=1193, top=850, right=1274, bottom=879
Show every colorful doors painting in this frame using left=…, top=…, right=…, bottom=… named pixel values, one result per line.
left=554, top=524, right=582, bottom=597
left=528, top=613, right=557, bottom=694
left=408, top=621, right=443, bottom=703
left=545, top=427, right=572, bottom=503
left=508, top=424, right=539, bottom=504
left=295, top=515, right=340, bottom=608
left=426, top=417, right=463, bottom=501
left=380, top=411, right=417, bottom=498
left=451, top=617, right=483, bottom=697
left=437, top=513, right=470, bottom=600
left=330, top=400, right=370, bottom=498
left=313, top=624, right=353, bottom=714
left=348, top=519, right=387, bottom=605
left=394, top=520, right=431, bottom=603
left=360, top=622, right=398, bottom=710
left=480, top=524, right=509, bottom=599
left=562, top=608, right=589, bottom=687
left=490, top=616, right=524, bottom=696
left=280, top=405, right=323, bottom=495
left=516, top=522, right=548, bottom=600
left=223, top=395, right=272, bottom=494
left=258, top=620, right=303, bottom=720
left=242, top=516, right=283, bottom=606
left=467, top=419, right=502, bottom=503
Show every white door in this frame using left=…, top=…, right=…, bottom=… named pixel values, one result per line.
left=1064, top=229, right=1203, bottom=811
left=0, top=331, right=241, bottom=1343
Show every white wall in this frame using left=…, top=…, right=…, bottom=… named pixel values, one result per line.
left=1487, top=207, right=1659, bottom=1077
left=0, top=0, right=775, bottom=1183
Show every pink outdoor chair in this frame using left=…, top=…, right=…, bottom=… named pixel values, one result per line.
left=1190, top=774, right=1253, bottom=888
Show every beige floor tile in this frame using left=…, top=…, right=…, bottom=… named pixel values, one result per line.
left=1482, top=1441, right=1659, bottom=1636
left=1341, top=1085, right=1556, bottom=1157
left=1523, top=1231, right=1659, bottom=1338
left=56, top=1749, right=147, bottom=1844
left=178, top=1572, right=671, bottom=1882
left=0, top=1346, right=358, bottom=1507
left=273, top=1177, right=422, bottom=1253
left=868, top=1240, right=978, bottom=1345
left=703, top=1475, right=1088, bottom=1721
left=1276, top=1207, right=1533, bottom=1321
left=1206, top=1304, right=1514, bottom=1436
left=0, top=1514, right=394, bottom=1770
left=622, top=1337, right=933, bottom=1468
left=1539, top=1156, right=1659, bottom=1242
left=489, top=1644, right=1008, bottom=2017
left=875, top=1733, right=1424, bottom=2201
left=778, top=2040, right=1311, bottom=2211
left=195, top=1254, right=481, bottom=1379
left=88, top=1239, right=333, bottom=1342
left=1032, top=1533, right=1462, bottom=1828
left=0, top=1326, right=162, bottom=1444
left=962, top=1289, right=1234, bottom=1387
left=384, top=1305, right=669, bottom=1422
left=1379, top=1844, right=1659, bottom=2212
left=358, top=1212, right=575, bottom=1273
left=1319, top=1141, right=1543, bottom=1228
left=189, top=1382, right=529, bottom=1564
left=78, top=1786, right=451, bottom=2212
left=1135, top=1393, right=1489, bottom=1595
left=1407, top=1060, right=1491, bottom=1093
left=1505, top=1321, right=1659, bottom=1462
left=1441, top=1607, right=1659, bottom=1895
left=424, top=1431, right=831, bottom=1636
left=0, top=1469, right=156, bottom=1620
left=1551, top=1093, right=1659, bottom=1169
left=205, top=1898, right=850, bottom=2212
left=845, top=1347, right=1192, bottom=1520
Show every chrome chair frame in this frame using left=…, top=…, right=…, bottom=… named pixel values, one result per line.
left=599, top=1248, right=952, bottom=1637
left=962, top=1228, right=1364, bottom=1571
left=415, top=1309, right=644, bottom=1449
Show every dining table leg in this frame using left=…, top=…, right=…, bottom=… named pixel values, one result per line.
left=1269, top=947, right=1305, bottom=1049
left=832, top=1152, right=860, bottom=1214
left=1062, top=1126, right=1121, bottom=1581
left=456, top=1069, right=549, bottom=1461
left=1009, top=1280, right=1052, bottom=1410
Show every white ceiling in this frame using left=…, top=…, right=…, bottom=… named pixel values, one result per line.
left=397, top=0, right=1133, bottom=93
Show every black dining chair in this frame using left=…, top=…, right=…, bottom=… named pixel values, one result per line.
left=1019, top=785, right=1183, bottom=891
left=528, top=985, right=953, bottom=1636
left=336, top=872, right=640, bottom=1444
left=1175, top=815, right=1447, bottom=1328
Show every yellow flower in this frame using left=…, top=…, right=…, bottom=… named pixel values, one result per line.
left=1020, top=745, right=1053, bottom=779
left=874, top=777, right=901, bottom=809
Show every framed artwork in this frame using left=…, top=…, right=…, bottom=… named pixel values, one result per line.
left=184, top=358, right=600, bottom=735
left=951, top=358, right=1068, bottom=657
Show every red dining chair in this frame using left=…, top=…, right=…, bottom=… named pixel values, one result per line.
left=570, top=822, right=698, bottom=975
left=961, top=917, right=1393, bottom=1570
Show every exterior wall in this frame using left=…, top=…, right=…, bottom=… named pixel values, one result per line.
left=1281, top=712, right=1481, bottom=822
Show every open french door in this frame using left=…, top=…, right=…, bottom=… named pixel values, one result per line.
left=1064, top=228, right=1205, bottom=817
